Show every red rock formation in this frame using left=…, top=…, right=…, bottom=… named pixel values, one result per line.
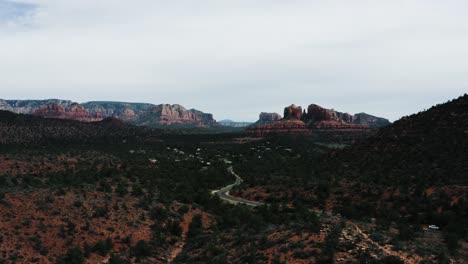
left=2, top=100, right=218, bottom=128
left=305, top=104, right=371, bottom=129
left=248, top=103, right=390, bottom=136
left=342, top=113, right=354, bottom=123
left=246, top=119, right=310, bottom=136
left=141, top=104, right=216, bottom=127
left=32, top=103, right=97, bottom=122
left=284, top=105, right=302, bottom=120
left=306, top=104, right=335, bottom=122
left=120, top=108, right=136, bottom=118
left=313, top=121, right=366, bottom=129
left=257, top=112, right=281, bottom=124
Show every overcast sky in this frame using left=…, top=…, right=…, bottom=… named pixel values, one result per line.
left=1, top=0, right=467, bottom=121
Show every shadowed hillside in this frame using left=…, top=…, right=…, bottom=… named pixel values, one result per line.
left=0, top=111, right=158, bottom=145
left=331, top=94, right=468, bottom=186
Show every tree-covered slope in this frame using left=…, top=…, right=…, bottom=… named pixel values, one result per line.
left=330, top=94, right=468, bottom=186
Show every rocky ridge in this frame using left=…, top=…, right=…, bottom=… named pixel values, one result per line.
left=0, top=99, right=218, bottom=128
left=255, top=112, right=282, bottom=125
left=247, top=103, right=390, bottom=137
left=304, top=104, right=389, bottom=129
left=32, top=103, right=99, bottom=122
left=283, top=104, right=303, bottom=120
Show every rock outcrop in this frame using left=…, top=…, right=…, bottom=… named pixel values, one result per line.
left=303, top=104, right=364, bottom=129
left=1, top=99, right=74, bottom=114
left=247, top=109, right=309, bottom=135
left=352, top=113, right=391, bottom=128
left=246, top=119, right=310, bottom=136
left=0, top=99, right=15, bottom=113
left=82, top=101, right=154, bottom=122
left=284, top=104, right=303, bottom=120
left=140, top=104, right=216, bottom=127
left=255, top=112, right=282, bottom=125
left=32, top=103, right=98, bottom=122
left=247, top=103, right=390, bottom=137
left=303, top=104, right=390, bottom=129
left=0, top=99, right=218, bottom=128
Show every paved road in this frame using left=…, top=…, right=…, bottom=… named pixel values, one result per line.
left=212, top=165, right=264, bottom=207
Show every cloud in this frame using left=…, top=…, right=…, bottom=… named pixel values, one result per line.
left=0, top=0, right=36, bottom=27
left=0, top=0, right=467, bottom=121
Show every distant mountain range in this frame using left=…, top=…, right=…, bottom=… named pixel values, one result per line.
left=0, top=99, right=391, bottom=132
left=0, top=99, right=217, bottom=128
left=218, top=119, right=253, bottom=128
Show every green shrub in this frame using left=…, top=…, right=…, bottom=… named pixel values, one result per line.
left=56, top=248, right=84, bottom=264
left=132, top=240, right=151, bottom=257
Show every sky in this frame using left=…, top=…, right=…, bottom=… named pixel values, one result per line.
left=0, top=0, right=467, bottom=122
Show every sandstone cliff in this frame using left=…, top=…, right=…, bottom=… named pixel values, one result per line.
left=0, top=99, right=218, bottom=128
left=139, top=104, right=217, bottom=127
left=1, top=99, right=74, bottom=114
left=81, top=101, right=154, bottom=122
left=303, top=104, right=389, bottom=129
left=255, top=112, right=282, bottom=125
left=32, top=103, right=98, bottom=122
left=283, top=104, right=303, bottom=120
left=0, top=99, right=15, bottom=113
left=352, top=113, right=391, bottom=128
left=246, top=119, right=310, bottom=136
left=248, top=103, right=390, bottom=137
left=247, top=105, right=310, bottom=136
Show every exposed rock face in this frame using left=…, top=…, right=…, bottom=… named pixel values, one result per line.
left=32, top=103, right=97, bottom=122
left=1, top=99, right=98, bottom=122
left=246, top=120, right=310, bottom=136
left=248, top=103, right=390, bottom=137
left=140, top=104, right=216, bottom=127
left=284, top=104, right=302, bottom=120
left=304, top=104, right=390, bottom=129
left=353, top=113, right=391, bottom=128
left=304, top=104, right=363, bottom=129
left=81, top=101, right=153, bottom=122
left=305, top=104, right=335, bottom=122
left=82, top=101, right=217, bottom=127
left=305, top=104, right=358, bottom=123
left=247, top=105, right=309, bottom=136
left=256, top=112, right=282, bottom=125
left=0, top=99, right=15, bottom=113
left=1, top=99, right=74, bottom=114
left=0, top=99, right=218, bottom=128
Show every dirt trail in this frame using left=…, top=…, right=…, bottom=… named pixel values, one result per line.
left=349, top=222, right=415, bottom=264
left=167, top=211, right=195, bottom=263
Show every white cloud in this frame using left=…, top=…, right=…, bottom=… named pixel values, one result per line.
left=0, top=0, right=467, bottom=121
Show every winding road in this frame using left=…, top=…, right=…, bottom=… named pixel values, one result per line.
left=211, top=163, right=264, bottom=207
left=210, top=161, right=418, bottom=263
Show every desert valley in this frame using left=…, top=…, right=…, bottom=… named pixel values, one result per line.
left=1, top=1, right=467, bottom=263
left=0, top=95, right=466, bottom=263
